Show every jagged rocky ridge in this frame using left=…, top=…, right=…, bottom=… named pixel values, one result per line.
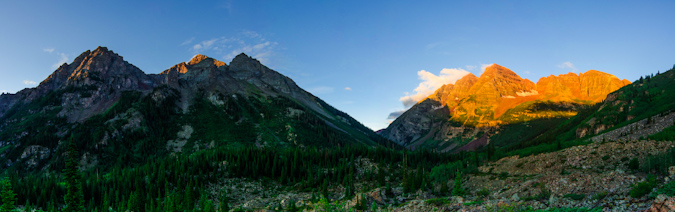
left=0, top=47, right=390, bottom=171
left=383, top=64, right=631, bottom=150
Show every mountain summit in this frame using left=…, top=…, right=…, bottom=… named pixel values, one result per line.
left=383, top=64, right=630, bottom=150
left=0, top=47, right=391, bottom=171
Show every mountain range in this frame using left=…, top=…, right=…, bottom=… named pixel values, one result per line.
left=382, top=64, right=631, bottom=151
left=2, top=47, right=675, bottom=211
left=0, top=47, right=390, bottom=171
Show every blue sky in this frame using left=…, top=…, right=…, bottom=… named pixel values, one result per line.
left=1, top=1, right=674, bottom=130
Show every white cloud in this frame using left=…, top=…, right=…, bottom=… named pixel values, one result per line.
left=188, top=31, right=278, bottom=66
left=344, top=87, right=352, bottom=91
left=399, top=68, right=470, bottom=108
left=480, top=63, right=495, bottom=76
left=44, top=48, right=69, bottom=69
left=23, top=80, right=37, bottom=85
left=53, top=53, right=69, bottom=69
left=0, top=90, right=8, bottom=94
left=307, top=86, right=334, bottom=94
left=465, top=65, right=477, bottom=70
left=242, top=30, right=260, bottom=38
left=524, top=71, right=531, bottom=74
left=192, top=38, right=219, bottom=51
left=181, top=37, right=195, bottom=46
left=557, top=62, right=576, bottom=71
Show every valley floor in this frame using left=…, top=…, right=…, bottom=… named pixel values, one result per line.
left=214, top=140, right=674, bottom=211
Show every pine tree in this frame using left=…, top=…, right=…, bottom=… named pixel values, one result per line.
left=452, top=171, right=465, bottom=196
left=219, top=194, right=230, bottom=212
left=127, top=191, right=141, bottom=212
left=63, top=140, right=85, bottom=212
left=1, top=178, right=17, bottom=212
left=440, top=182, right=449, bottom=195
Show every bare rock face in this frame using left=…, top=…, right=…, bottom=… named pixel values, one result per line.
left=381, top=99, right=446, bottom=147
left=383, top=64, right=630, bottom=149
left=646, top=194, right=675, bottom=212
left=538, top=70, right=630, bottom=102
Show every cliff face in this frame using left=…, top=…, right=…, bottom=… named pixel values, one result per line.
left=537, top=70, right=631, bottom=103
left=383, top=64, right=630, bottom=150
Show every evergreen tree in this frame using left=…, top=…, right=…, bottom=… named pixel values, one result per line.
left=63, top=140, right=85, bottom=212
left=452, top=171, right=465, bottom=196
left=1, top=178, right=16, bottom=212
left=219, top=194, right=230, bottom=212
left=127, top=191, right=141, bottom=212
left=440, top=182, right=449, bottom=195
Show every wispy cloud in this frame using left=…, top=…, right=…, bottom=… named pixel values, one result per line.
left=344, top=87, right=352, bottom=91
left=307, top=86, right=334, bottom=95
left=192, top=38, right=219, bottom=51
left=425, top=42, right=446, bottom=50
left=188, top=30, right=279, bottom=65
left=0, top=90, right=8, bottom=94
left=44, top=48, right=69, bottom=69
left=557, top=62, right=577, bottom=71
left=53, top=53, right=69, bottom=69
left=217, top=0, right=234, bottom=15
left=181, top=37, right=195, bottom=46
left=387, top=109, right=406, bottom=120
left=465, top=65, right=477, bottom=70
left=399, top=68, right=470, bottom=108
left=23, top=80, right=37, bottom=85
left=479, top=63, right=494, bottom=76
left=524, top=71, right=531, bottom=74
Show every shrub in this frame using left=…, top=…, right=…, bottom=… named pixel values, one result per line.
left=654, top=179, right=675, bottom=197
left=591, top=191, right=608, bottom=200
left=478, top=188, right=490, bottom=198
left=629, top=158, right=640, bottom=170
left=602, top=155, right=610, bottom=161
left=563, top=193, right=585, bottom=200
left=499, top=172, right=509, bottom=180
left=425, top=198, right=451, bottom=206
left=629, top=175, right=657, bottom=198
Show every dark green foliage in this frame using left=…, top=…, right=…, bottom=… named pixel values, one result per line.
left=429, top=161, right=462, bottom=184
left=499, top=172, right=509, bottom=180
left=63, top=140, right=84, bottom=212
left=654, top=179, right=675, bottom=197
left=641, top=147, right=675, bottom=174
left=629, top=158, right=640, bottom=170
left=452, top=171, right=465, bottom=196
left=543, top=208, right=602, bottom=212
left=425, top=198, right=451, bottom=206
left=629, top=175, right=657, bottom=198
left=477, top=188, right=490, bottom=198
left=1, top=178, right=16, bottom=212
left=649, top=125, right=675, bottom=141
left=563, top=193, right=585, bottom=200
left=591, top=191, right=608, bottom=200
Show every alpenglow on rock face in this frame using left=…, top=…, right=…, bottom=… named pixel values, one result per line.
left=382, top=64, right=630, bottom=150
